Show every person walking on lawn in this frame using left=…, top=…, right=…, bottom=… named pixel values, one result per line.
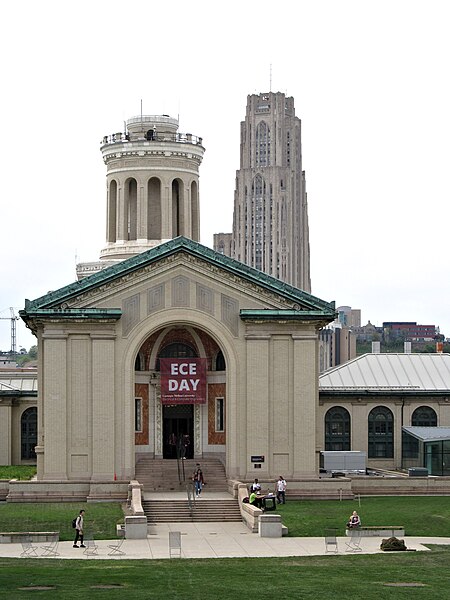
left=73, top=509, right=86, bottom=548
left=276, top=476, right=287, bottom=504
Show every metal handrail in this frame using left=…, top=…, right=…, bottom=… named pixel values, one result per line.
left=186, top=481, right=196, bottom=515
left=176, top=441, right=186, bottom=485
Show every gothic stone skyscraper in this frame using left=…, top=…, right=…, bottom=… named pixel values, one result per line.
left=214, top=92, right=311, bottom=292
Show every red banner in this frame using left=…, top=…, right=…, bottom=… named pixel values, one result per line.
left=160, top=358, right=207, bottom=404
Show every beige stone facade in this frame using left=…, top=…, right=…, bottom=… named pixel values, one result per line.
left=21, top=238, right=335, bottom=482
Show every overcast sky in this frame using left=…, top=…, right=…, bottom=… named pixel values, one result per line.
left=1, top=0, right=449, bottom=351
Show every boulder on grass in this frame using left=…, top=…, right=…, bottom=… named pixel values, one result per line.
left=380, top=536, right=407, bottom=551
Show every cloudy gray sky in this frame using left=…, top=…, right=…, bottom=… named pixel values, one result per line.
left=1, top=0, right=449, bottom=351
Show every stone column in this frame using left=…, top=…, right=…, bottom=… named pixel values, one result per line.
left=183, top=182, right=191, bottom=238
left=271, top=335, right=291, bottom=477
left=137, top=183, right=147, bottom=241
left=292, top=333, right=317, bottom=477
left=42, top=335, right=68, bottom=479
left=117, top=183, right=126, bottom=241
left=161, top=184, right=171, bottom=239
left=0, top=404, right=11, bottom=465
left=91, top=335, right=116, bottom=480
left=245, top=335, right=270, bottom=478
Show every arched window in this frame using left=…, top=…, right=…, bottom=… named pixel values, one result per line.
left=171, top=179, right=184, bottom=237
left=21, top=407, right=37, bottom=460
left=368, top=406, right=394, bottom=458
left=125, top=178, right=137, bottom=240
left=156, top=343, right=197, bottom=371
left=147, top=177, right=161, bottom=240
left=215, top=350, right=226, bottom=371
left=412, top=406, right=437, bottom=427
left=325, top=407, right=350, bottom=451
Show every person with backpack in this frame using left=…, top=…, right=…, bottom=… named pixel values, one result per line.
left=73, top=509, right=86, bottom=548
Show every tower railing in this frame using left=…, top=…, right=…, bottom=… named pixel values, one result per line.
left=101, top=132, right=203, bottom=146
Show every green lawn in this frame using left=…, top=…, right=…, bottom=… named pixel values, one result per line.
left=1, top=548, right=450, bottom=599
left=0, top=497, right=449, bottom=540
left=0, top=503, right=124, bottom=541
left=0, top=466, right=36, bottom=480
left=278, top=496, right=450, bottom=537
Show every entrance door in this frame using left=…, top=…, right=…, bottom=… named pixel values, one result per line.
left=163, top=404, right=194, bottom=459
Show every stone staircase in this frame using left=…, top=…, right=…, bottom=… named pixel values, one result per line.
left=136, top=458, right=242, bottom=523
left=135, top=457, right=228, bottom=492
left=143, top=498, right=242, bottom=523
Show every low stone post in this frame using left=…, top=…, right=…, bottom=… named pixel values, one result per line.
left=124, top=515, right=148, bottom=539
left=258, top=513, right=282, bottom=538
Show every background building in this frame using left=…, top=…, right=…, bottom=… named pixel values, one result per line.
left=214, top=92, right=311, bottom=292
left=383, top=322, right=437, bottom=343
left=318, top=351, right=450, bottom=473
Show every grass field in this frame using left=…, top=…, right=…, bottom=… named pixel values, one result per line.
left=278, top=496, right=450, bottom=537
left=0, top=496, right=449, bottom=540
left=0, top=466, right=36, bottom=480
left=1, top=548, right=450, bottom=599
left=0, top=503, right=124, bottom=541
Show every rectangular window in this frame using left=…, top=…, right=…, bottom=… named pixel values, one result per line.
left=135, top=397, right=143, bottom=433
left=215, top=397, right=224, bottom=432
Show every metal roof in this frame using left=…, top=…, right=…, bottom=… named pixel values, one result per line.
left=319, top=353, right=450, bottom=392
left=403, top=426, right=450, bottom=442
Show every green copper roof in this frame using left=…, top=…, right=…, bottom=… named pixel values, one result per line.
left=240, top=309, right=336, bottom=321
left=22, top=237, right=335, bottom=315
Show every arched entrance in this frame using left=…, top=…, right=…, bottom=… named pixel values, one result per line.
left=134, top=326, right=226, bottom=463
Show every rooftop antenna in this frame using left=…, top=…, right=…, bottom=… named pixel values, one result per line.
left=270, top=63, right=272, bottom=92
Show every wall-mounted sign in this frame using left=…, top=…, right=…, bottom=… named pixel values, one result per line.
left=160, top=358, right=207, bottom=404
left=251, top=455, right=265, bottom=463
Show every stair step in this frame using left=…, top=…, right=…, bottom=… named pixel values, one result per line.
left=142, top=498, right=242, bottom=524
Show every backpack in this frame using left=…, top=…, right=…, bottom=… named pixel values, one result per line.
left=72, top=517, right=77, bottom=529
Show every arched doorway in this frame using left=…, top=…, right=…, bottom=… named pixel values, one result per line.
left=159, top=341, right=197, bottom=459
left=134, top=326, right=227, bottom=462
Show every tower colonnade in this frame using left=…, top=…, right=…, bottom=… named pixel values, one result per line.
left=103, top=171, right=200, bottom=260
left=76, top=114, right=204, bottom=278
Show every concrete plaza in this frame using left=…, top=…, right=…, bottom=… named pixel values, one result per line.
left=1, top=522, right=449, bottom=560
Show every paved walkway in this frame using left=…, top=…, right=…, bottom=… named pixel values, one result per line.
left=3, top=524, right=450, bottom=561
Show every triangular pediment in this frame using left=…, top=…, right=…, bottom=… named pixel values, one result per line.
left=21, top=237, right=335, bottom=324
